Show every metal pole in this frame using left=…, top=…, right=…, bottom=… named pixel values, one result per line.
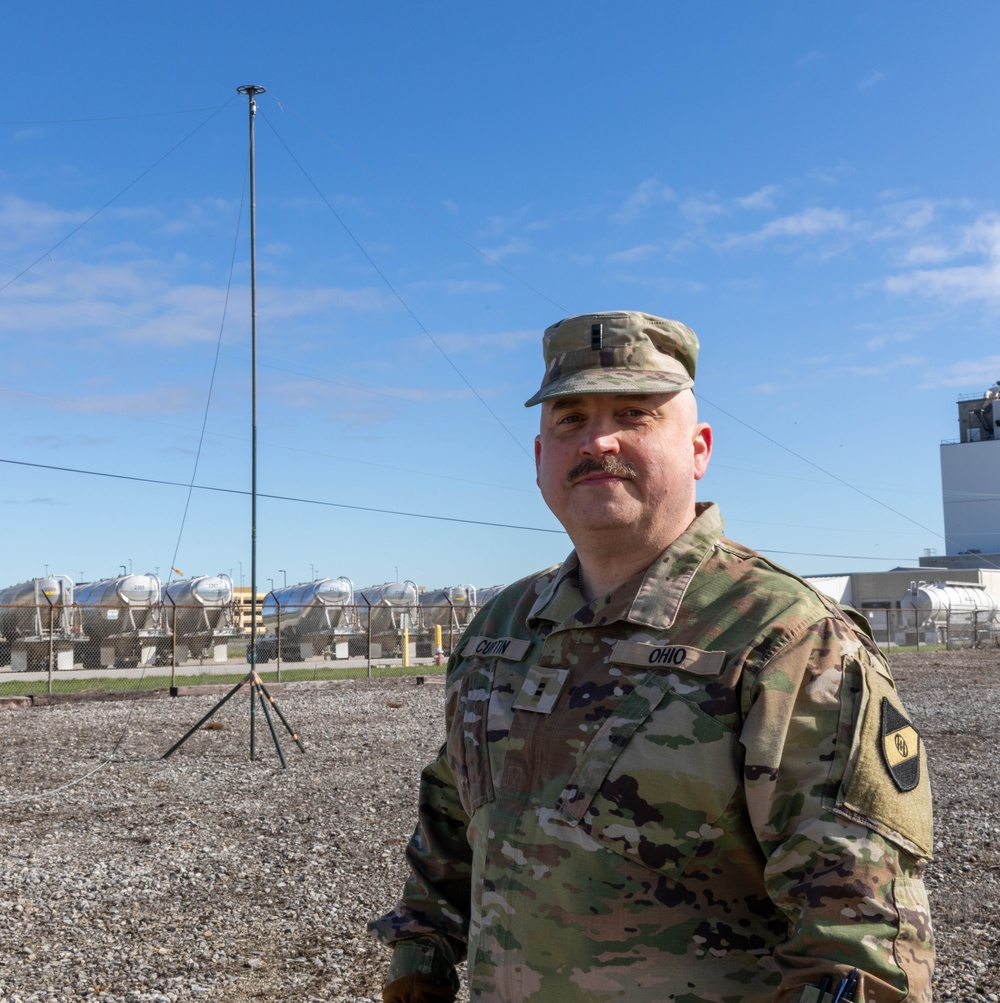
left=168, top=593, right=178, bottom=692
left=237, top=83, right=265, bottom=681
left=47, top=604, right=55, bottom=696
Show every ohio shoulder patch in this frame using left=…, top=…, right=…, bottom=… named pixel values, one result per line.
left=880, top=698, right=920, bottom=792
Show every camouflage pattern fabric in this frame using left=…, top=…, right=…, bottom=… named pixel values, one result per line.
left=370, top=503, right=934, bottom=1002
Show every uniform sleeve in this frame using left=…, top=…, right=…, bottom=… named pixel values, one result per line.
left=368, top=743, right=472, bottom=984
left=739, top=614, right=934, bottom=1003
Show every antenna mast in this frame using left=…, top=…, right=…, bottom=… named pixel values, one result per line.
left=237, top=84, right=264, bottom=679
left=162, top=84, right=304, bottom=767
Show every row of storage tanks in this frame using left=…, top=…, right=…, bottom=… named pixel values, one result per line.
left=0, top=574, right=509, bottom=672
left=5, top=573, right=995, bottom=673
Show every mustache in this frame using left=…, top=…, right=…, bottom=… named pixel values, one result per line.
left=567, top=456, right=639, bottom=484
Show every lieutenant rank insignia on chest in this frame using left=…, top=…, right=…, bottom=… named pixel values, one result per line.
left=880, top=698, right=921, bottom=792
left=512, top=665, right=569, bottom=714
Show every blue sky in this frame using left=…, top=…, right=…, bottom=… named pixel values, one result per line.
left=3, top=2, right=1000, bottom=593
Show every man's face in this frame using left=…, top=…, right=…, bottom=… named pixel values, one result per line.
left=534, top=391, right=712, bottom=552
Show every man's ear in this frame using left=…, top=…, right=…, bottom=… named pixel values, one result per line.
left=534, top=435, right=542, bottom=486
left=693, top=423, right=712, bottom=481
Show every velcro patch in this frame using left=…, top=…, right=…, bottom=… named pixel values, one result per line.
left=512, top=665, right=569, bottom=714
left=880, top=698, right=920, bottom=792
left=462, top=636, right=532, bottom=661
left=611, top=640, right=725, bottom=675
left=835, top=659, right=933, bottom=860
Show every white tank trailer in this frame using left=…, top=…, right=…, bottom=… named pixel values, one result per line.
left=75, top=574, right=168, bottom=669
left=473, top=584, right=508, bottom=608
left=255, top=577, right=357, bottom=662
left=419, top=584, right=477, bottom=655
left=895, top=580, right=999, bottom=647
left=420, top=585, right=477, bottom=630
left=159, top=574, right=241, bottom=664
left=0, top=576, right=82, bottom=672
left=355, top=581, right=421, bottom=658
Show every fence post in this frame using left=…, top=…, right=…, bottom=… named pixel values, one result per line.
left=167, top=593, right=178, bottom=692
left=276, top=601, right=282, bottom=684
left=363, top=594, right=373, bottom=679
left=446, top=597, right=455, bottom=658
left=47, top=603, right=55, bottom=696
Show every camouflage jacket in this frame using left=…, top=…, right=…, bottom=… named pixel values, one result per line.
left=370, top=503, right=934, bottom=1002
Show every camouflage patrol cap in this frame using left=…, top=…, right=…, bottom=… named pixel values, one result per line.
left=524, top=311, right=698, bottom=407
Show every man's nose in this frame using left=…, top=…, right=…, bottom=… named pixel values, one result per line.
left=580, top=421, right=621, bottom=456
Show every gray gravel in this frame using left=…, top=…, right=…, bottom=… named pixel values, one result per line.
left=0, top=654, right=996, bottom=1001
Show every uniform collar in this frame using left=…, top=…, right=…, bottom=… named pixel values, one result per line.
left=527, top=502, right=724, bottom=631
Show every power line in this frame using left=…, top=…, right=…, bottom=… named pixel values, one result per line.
left=0, top=454, right=955, bottom=565
left=0, top=456, right=565, bottom=536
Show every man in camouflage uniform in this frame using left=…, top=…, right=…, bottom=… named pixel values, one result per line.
left=370, top=311, right=934, bottom=1002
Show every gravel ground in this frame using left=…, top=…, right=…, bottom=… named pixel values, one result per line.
left=0, top=652, right=996, bottom=1002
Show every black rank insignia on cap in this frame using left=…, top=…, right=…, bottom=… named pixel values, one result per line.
left=879, top=698, right=921, bottom=792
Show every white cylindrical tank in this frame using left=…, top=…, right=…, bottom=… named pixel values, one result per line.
left=474, top=584, right=508, bottom=609
left=897, top=580, right=998, bottom=645
left=899, top=580, right=997, bottom=619
left=268, top=578, right=353, bottom=610
left=75, top=574, right=163, bottom=646
left=75, top=575, right=160, bottom=608
left=163, top=574, right=237, bottom=643
left=357, top=581, right=419, bottom=606
left=164, top=574, right=233, bottom=608
left=254, top=578, right=358, bottom=662
left=355, top=582, right=420, bottom=642
left=420, top=585, right=477, bottom=631
left=0, top=576, right=75, bottom=642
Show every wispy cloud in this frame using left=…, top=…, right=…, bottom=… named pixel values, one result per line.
left=808, top=161, right=856, bottom=186
left=613, top=178, right=677, bottom=223
left=0, top=195, right=88, bottom=250
left=865, top=332, right=914, bottom=350
left=679, top=197, right=727, bottom=225
left=886, top=213, right=1000, bottom=305
left=727, top=207, right=853, bottom=247
left=918, top=355, right=1000, bottom=390
left=408, top=278, right=505, bottom=295
left=858, top=70, right=886, bottom=90
left=607, top=243, right=660, bottom=264
left=22, top=434, right=117, bottom=449
left=735, top=185, right=781, bottom=211
left=481, top=237, right=532, bottom=260
left=412, top=327, right=537, bottom=354
left=846, top=355, right=925, bottom=377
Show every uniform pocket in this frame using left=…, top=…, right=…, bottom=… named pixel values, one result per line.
left=446, top=659, right=497, bottom=815
left=555, top=672, right=740, bottom=878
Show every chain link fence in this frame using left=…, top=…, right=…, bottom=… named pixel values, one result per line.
left=862, top=606, right=999, bottom=652
left=0, top=601, right=477, bottom=698
left=7, top=597, right=996, bottom=700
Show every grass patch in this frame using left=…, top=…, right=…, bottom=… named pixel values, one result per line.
left=0, top=662, right=447, bottom=697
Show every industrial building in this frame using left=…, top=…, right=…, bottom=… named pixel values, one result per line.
left=805, top=381, right=1000, bottom=646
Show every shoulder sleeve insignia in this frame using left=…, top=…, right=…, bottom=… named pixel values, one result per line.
left=880, top=698, right=920, bottom=792
left=834, top=657, right=933, bottom=860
